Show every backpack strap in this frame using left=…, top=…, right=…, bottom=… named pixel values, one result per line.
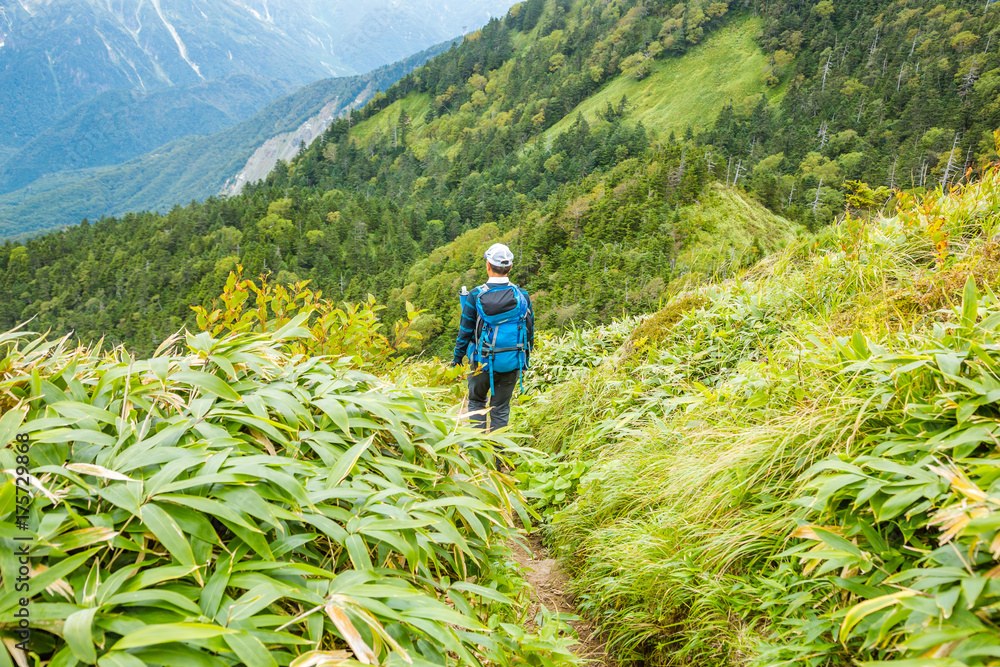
left=470, top=284, right=489, bottom=365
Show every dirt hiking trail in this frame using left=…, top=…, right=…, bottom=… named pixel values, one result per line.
left=510, top=531, right=612, bottom=665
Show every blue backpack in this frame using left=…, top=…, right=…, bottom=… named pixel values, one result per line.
left=472, top=284, right=531, bottom=395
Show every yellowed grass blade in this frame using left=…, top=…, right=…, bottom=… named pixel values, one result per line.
left=289, top=651, right=355, bottom=667
left=324, top=603, right=377, bottom=665
left=65, top=463, right=135, bottom=482
left=1, top=636, right=29, bottom=667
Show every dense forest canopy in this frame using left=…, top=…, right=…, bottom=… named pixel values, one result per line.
left=1, top=0, right=998, bottom=356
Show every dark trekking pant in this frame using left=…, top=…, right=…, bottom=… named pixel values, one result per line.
left=468, top=367, right=519, bottom=432
left=468, top=367, right=520, bottom=468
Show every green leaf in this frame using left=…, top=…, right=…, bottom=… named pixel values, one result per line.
left=935, top=352, right=963, bottom=378
left=811, top=527, right=865, bottom=559
left=273, top=312, right=314, bottom=341
left=149, top=357, right=169, bottom=385
left=50, top=402, right=117, bottom=426
left=0, top=547, right=101, bottom=614
left=314, top=398, right=350, bottom=435
left=104, top=590, right=202, bottom=616
left=141, top=503, right=198, bottom=574
left=0, top=407, right=26, bottom=447
left=450, top=581, right=514, bottom=605
left=860, top=661, right=966, bottom=667
left=223, top=631, right=278, bottom=667
left=208, top=354, right=236, bottom=379
left=199, top=552, right=235, bottom=619
left=956, top=401, right=977, bottom=424
left=172, top=371, right=241, bottom=402
left=961, top=275, right=978, bottom=329
left=327, top=436, right=375, bottom=487
left=98, top=653, right=148, bottom=667
left=961, top=577, right=987, bottom=609
left=841, top=591, right=918, bottom=639
left=112, top=623, right=236, bottom=650
left=64, top=607, right=98, bottom=664
left=934, top=586, right=961, bottom=619
left=345, top=533, right=373, bottom=570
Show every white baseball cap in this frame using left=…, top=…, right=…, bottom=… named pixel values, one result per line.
left=484, top=243, right=514, bottom=268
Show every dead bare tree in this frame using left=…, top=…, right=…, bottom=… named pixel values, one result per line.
left=811, top=178, right=824, bottom=216
left=959, top=59, right=980, bottom=99
left=867, top=28, right=880, bottom=67
left=732, top=158, right=746, bottom=186
left=818, top=121, right=829, bottom=149
left=940, top=133, right=960, bottom=190
left=668, top=149, right=687, bottom=190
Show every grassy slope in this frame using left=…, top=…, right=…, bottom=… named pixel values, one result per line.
left=518, top=152, right=1000, bottom=665
left=391, top=183, right=800, bottom=357
left=347, top=13, right=770, bottom=165
left=350, top=93, right=434, bottom=149
left=546, top=16, right=768, bottom=140
left=674, top=183, right=800, bottom=275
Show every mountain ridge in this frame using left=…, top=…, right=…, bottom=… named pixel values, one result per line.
left=0, top=0, right=515, bottom=236
left=0, top=40, right=453, bottom=240
left=2, top=0, right=999, bottom=356
left=0, top=73, right=299, bottom=194
left=0, top=0, right=518, bottom=147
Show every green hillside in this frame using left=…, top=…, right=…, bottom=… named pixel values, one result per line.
left=546, top=16, right=770, bottom=139
left=1, top=0, right=999, bottom=355
left=518, top=145, right=1000, bottom=665
left=2, top=0, right=1000, bottom=663
left=389, top=181, right=800, bottom=357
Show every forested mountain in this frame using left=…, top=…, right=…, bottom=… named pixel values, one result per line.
left=0, top=0, right=515, bottom=236
left=0, top=42, right=451, bottom=240
left=1, top=0, right=998, bottom=356
left=0, top=74, right=300, bottom=194
left=0, top=0, right=516, bottom=145
left=708, top=0, right=1000, bottom=225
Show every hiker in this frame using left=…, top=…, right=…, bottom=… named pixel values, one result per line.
left=452, top=243, right=535, bottom=438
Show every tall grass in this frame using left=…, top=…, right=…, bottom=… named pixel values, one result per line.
left=517, top=134, right=1000, bottom=665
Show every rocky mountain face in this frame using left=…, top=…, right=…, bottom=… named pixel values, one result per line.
left=218, top=95, right=356, bottom=198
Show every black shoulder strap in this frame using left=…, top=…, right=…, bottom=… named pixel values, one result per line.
left=472, top=284, right=488, bottom=341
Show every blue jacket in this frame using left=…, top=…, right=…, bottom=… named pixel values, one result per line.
left=453, top=282, right=534, bottom=367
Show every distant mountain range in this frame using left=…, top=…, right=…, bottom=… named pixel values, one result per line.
left=0, top=41, right=453, bottom=240
left=0, top=0, right=516, bottom=238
